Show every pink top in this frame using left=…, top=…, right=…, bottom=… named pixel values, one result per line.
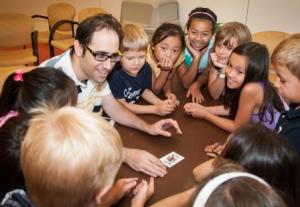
left=0, top=110, right=18, bottom=127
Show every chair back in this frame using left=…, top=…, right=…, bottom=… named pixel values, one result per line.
left=0, top=13, right=38, bottom=66
left=252, top=31, right=290, bottom=70
left=47, top=2, right=76, bottom=31
left=0, top=13, right=34, bottom=48
left=78, top=7, right=108, bottom=22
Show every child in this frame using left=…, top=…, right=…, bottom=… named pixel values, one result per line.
left=192, top=161, right=286, bottom=207
left=187, top=22, right=252, bottom=103
left=0, top=68, right=78, bottom=198
left=108, top=24, right=177, bottom=115
left=1, top=106, right=154, bottom=207
left=196, top=123, right=299, bottom=205
left=184, top=42, right=286, bottom=132
left=177, top=7, right=217, bottom=89
left=147, top=23, right=185, bottom=103
left=0, top=68, right=77, bottom=127
left=151, top=159, right=286, bottom=207
left=272, top=34, right=300, bottom=156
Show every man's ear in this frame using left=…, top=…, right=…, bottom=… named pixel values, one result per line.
left=73, top=40, right=83, bottom=57
left=95, top=186, right=112, bottom=205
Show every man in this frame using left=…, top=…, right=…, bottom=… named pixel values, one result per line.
left=41, top=14, right=182, bottom=177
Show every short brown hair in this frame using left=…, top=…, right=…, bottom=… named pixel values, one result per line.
left=271, top=33, right=300, bottom=79
left=21, top=106, right=123, bottom=207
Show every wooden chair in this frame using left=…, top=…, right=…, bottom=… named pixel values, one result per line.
left=32, top=2, right=76, bottom=53
left=0, top=13, right=39, bottom=66
left=252, top=31, right=290, bottom=70
left=252, top=31, right=290, bottom=84
left=50, top=7, right=108, bottom=57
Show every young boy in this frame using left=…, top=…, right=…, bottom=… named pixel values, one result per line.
left=108, top=24, right=177, bottom=116
left=1, top=106, right=153, bottom=207
left=272, top=34, right=300, bottom=156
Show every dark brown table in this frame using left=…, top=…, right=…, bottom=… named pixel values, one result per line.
left=115, top=81, right=229, bottom=206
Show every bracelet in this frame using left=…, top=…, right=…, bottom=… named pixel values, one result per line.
left=217, top=72, right=226, bottom=79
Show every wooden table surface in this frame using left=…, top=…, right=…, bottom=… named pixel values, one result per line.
left=115, top=81, right=229, bottom=206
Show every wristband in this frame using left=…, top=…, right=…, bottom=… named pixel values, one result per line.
left=217, top=72, right=226, bottom=79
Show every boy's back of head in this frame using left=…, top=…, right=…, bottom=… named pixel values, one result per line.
left=21, top=106, right=123, bottom=207
left=271, top=33, right=300, bottom=79
left=120, top=24, right=149, bottom=52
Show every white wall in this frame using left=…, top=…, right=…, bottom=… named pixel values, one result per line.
left=1, top=0, right=299, bottom=33
left=99, top=0, right=300, bottom=33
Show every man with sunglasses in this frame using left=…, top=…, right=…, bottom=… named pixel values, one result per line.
left=41, top=14, right=182, bottom=178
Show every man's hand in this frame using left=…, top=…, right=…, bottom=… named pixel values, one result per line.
left=123, top=148, right=167, bottom=177
left=146, top=119, right=182, bottom=137
left=131, top=177, right=154, bottom=207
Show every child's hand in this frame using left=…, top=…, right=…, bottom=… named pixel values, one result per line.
left=165, top=92, right=180, bottom=106
left=155, top=99, right=176, bottom=116
left=158, top=57, right=173, bottom=72
left=210, top=53, right=227, bottom=68
left=105, top=178, right=138, bottom=205
left=183, top=102, right=209, bottom=119
left=186, top=36, right=203, bottom=59
left=131, top=177, right=154, bottom=207
left=186, top=83, right=205, bottom=103
left=204, top=142, right=225, bottom=157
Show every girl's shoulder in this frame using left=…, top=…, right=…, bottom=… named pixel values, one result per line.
left=241, top=82, right=264, bottom=96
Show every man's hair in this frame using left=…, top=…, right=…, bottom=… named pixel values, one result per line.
left=120, top=24, right=148, bottom=52
left=271, top=33, right=300, bottom=79
left=71, top=13, right=123, bottom=55
left=21, top=106, right=123, bottom=207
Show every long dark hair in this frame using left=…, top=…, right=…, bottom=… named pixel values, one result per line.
left=0, top=67, right=77, bottom=117
left=223, top=42, right=285, bottom=122
left=222, top=123, right=299, bottom=203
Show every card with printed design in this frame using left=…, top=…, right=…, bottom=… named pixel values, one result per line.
left=160, top=151, right=184, bottom=168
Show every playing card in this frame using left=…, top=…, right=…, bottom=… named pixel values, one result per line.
left=160, top=151, right=184, bottom=168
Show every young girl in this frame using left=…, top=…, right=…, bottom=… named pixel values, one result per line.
left=108, top=24, right=177, bottom=115
left=0, top=67, right=78, bottom=198
left=177, top=7, right=217, bottom=89
left=187, top=22, right=252, bottom=103
left=197, top=123, right=298, bottom=206
left=184, top=42, right=286, bottom=132
left=147, top=23, right=185, bottom=104
left=151, top=159, right=287, bottom=207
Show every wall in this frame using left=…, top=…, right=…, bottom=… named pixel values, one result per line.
left=1, top=0, right=299, bottom=33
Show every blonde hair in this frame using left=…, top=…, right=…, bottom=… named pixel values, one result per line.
left=21, top=106, right=123, bottom=207
left=120, top=24, right=148, bottom=52
left=271, top=33, right=300, bottom=79
left=215, top=22, right=252, bottom=49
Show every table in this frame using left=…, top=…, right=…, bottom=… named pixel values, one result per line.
left=115, top=81, right=229, bottom=206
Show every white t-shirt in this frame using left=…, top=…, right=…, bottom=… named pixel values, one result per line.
left=40, top=50, right=111, bottom=113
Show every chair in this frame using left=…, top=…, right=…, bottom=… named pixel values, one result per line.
left=0, top=13, right=39, bottom=66
left=49, top=7, right=108, bottom=57
left=252, top=31, right=290, bottom=71
left=120, top=0, right=179, bottom=38
left=32, top=2, right=76, bottom=54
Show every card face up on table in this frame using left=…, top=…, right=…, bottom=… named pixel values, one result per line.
left=160, top=151, right=184, bottom=168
